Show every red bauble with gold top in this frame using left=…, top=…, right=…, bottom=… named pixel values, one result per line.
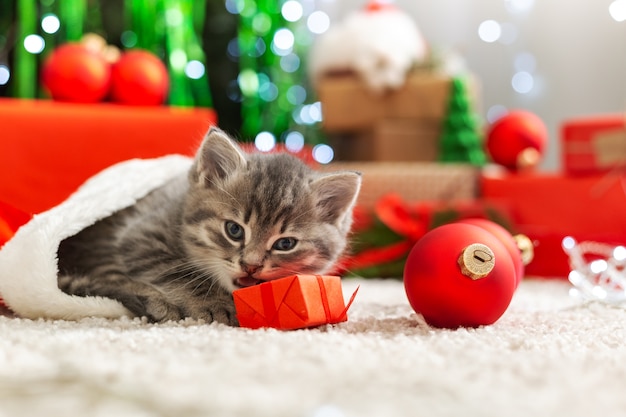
left=486, top=110, right=548, bottom=171
left=403, top=223, right=517, bottom=329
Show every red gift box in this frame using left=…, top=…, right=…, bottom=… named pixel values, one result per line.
left=0, top=98, right=216, bottom=214
left=233, top=275, right=357, bottom=330
left=561, top=114, right=626, bottom=175
left=481, top=171, right=626, bottom=277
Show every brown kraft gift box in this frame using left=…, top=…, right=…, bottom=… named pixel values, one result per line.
left=317, top=71, right=478, bottom=162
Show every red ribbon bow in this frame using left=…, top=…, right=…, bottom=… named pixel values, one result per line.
left=341, top=194, right=430, bottom=272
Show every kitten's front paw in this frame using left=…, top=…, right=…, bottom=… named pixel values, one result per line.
left=134, top=296, right=185, bottom=323
left=204, top=304, right=239, bottom=327
left=188, top=296, right=238, bottom=326
left=145, top=300, right=185, bottom=322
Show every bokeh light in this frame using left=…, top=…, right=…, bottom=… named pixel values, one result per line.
left=169, top=49, right=187, bottom=70
left=0, top=65, right=10, bottom=85
left=307, top=11, right=330, bottom=34
left=185, top=60, right=205, bottom=79
left=259, top=81, right=278, bottom=102
left=297, top=103, right=323, bottom=125
left=478, top=20, right=501, bottom=43
left=562, top=236, right=576, bottom=251
left=286, top=85, right=307, bottom=105
left=511, top=71, right=534, bottom=94
left=41, top=13, right=60, bottom=34
left=312, top=144, right=334, bottom=164
left=121, top=31, right=138, bottom=48
left=238, top=0, right=257, bottom=18
left=165, top=8, right=184, bottom=26
left=23, top=34, right=45, bottom=54
left=309, top=101, right=323, bottom=122
left=590, top=259, right=608, bottom=274
left=505, top=0, right=535, bottom=14
left=280, top=53, right=301, bottom=73
left=282, top=0, right=303, bottom=22
left=285, top=131, right=305, bottom=152
left=614, top=246, right=626, bottom=261
left=238, top=69, right=259, bottom=96
left=486, top=105, right=508, bottom=124
left=251, top=38, right=266, bottom=57
left=226, top=79, right=243, bottom=102
left=227, top=38, right=240, bottom=60
left=272, top=28, right=295, bottom=55
left=255, top=131, right=276, bottom=152
left=609, top=0, right=626, bottom=21
left=252, top=13, right=272, bottom=35
left=225, top=0, right=245, bottom=14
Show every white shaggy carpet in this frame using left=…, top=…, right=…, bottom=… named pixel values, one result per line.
left=1, top=277, right=625, bottom=417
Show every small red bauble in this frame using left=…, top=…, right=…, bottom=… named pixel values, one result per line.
left=110, top=50, right=169, bottom=106
left=403, top=223, right=516, bottom=329
left=486, top=110, right=548, bottom=171
left=41, top=43, right=111, bottom=103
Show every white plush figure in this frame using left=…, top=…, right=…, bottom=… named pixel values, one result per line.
left=309, top=1, right=428, bottom=92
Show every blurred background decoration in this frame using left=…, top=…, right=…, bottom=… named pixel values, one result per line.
left=2, top=0, right=626, bottom=170
left=0, top=1, right=236, bottom=128
left=0, top=0, right=332, bottom=162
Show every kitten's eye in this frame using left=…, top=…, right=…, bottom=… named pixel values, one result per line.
left=225, top=221, right=245, bottom=241
left=272, top=237, right=298, bottom=251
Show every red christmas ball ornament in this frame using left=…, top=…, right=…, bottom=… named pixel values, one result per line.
left=457, top=218, right=533, bottom=289
left=486, top=110, right=548, bottom=171
left=41, top=43, right=111, bottom=103
left=403, top=223, right=516, bottom=329
left=110, top=50, right=169, bottom=106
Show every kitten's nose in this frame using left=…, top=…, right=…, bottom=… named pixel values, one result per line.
left=241, top=262, right=262, bottom=275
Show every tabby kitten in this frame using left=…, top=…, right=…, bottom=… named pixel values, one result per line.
left=57, top=128, right=361, bottom=325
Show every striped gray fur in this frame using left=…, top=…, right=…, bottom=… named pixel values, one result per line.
left=57, top=128, right=361, bottom=325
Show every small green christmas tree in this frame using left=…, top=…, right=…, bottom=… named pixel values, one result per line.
left=438, top=76, right=486, bottom=166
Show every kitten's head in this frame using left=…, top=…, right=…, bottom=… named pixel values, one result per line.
left=182, top=128, right=361, bottom=292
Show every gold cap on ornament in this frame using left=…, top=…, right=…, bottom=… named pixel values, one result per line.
left=458, top=243, right=496, bottom=280
left=513, top=234, right=534, bottom=265
left=516, top=147, right=541, bottom=170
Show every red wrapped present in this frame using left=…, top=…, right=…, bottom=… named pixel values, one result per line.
left=0, top=98, right=216, bottom=214
left=233, top=275, right=358, bottom=330
left=561, top=114, right=626, bottom=175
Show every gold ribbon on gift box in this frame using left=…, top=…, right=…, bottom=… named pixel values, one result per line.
left=566, top=128, right=626, bottom=169
left=593, top=130, right=626, bottom=167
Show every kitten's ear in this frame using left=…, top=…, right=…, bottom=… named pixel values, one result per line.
left=190, top=127, right=247, bottom=186
left=310, top=171, right=362, bottom=224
